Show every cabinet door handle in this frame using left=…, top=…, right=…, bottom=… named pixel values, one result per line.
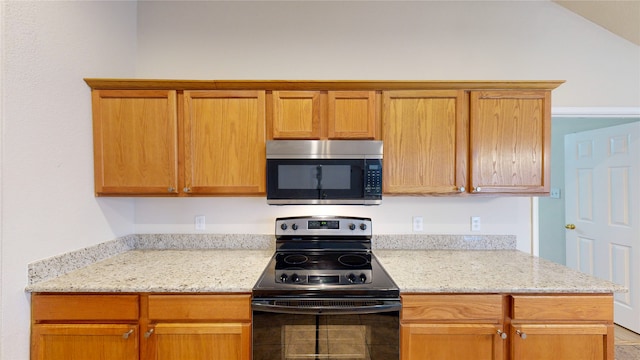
left=168, top=187, right=176, bottom=193
left=472, top=187, right=482, bottom=192
left=497, top=330, right=507, bottom=339
left=516, top=330, right=527, bottom=339
left=144, top=328, right=155, bottom=338
left=122, top=329, right=134, bottom=339
left=458, top=186, right=466, bottom=192
left=183, top=187, right=191, bottom=193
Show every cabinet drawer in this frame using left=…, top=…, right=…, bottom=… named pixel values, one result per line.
left=401, top=294, right=503, bottom=322
left=511, top=295, right=613, bottom=321
left=147, top=294, right=251, bottom=321
left=32, top=294, right=139, bottom=321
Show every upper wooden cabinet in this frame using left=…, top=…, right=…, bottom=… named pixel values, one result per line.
left=86, top=79, right=562, bottom=197
left=270, top=90, right=377, bottom=139
left=470, top=90, right=551, bottom=194
left=183, top=90, right=266, bottom=195
left=92, top=90, right=179, bottom=195
left=382, top=90, right=467, bottom=194
left=91, top=88, right=265, bottom=196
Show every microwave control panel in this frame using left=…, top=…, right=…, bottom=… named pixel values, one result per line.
left=364, top=159, right=382, bottom=197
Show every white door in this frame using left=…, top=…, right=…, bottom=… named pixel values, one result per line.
left=565, top=122, right=640, bottom=333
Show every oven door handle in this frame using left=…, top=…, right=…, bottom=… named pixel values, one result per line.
left=251, top=299, right=401, bottom=315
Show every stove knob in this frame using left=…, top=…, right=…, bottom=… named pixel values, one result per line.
left=347, top=274, right=357, bottom=284
left=280, top=223, right=287, bottom=231
left=290, top=274, right=300, bottom=283
left=359, top=223, right=367, bottom=231
left=280, top=274, right=288, bottom=283
left=291, top=223, right=298, bottom=231
left=359, top=273, right=367, bottom=283
left=349, top=223, right=356, bottom=231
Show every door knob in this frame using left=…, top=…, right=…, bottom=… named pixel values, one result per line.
left=565, top=224, right=576, bottom=230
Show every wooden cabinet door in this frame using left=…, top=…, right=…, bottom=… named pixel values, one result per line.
left=147, top=323, right=250, bottom=360
left=328, top=91, right=377, bottom=139
left=469, top=90, right=551, bottom=194
left=510, top=295, right=614, bottom=360
left=382, top=90, right=467, bottom=194
left=183, top=90, right=266, bottom=195
left=272, top=90, right=321, bottom=139
left=510, top=323, right=609, bottom=360
left=401, top=323, right=504, bottom=360
left=144, top=294, right=252, bottom=360
left=92, top=90, right=179, bottom=195
left=31, top=324, right=138, bottom=360
left=401, top=294, right=505, bottom=360
left=271, top=90, right=377, bottom=139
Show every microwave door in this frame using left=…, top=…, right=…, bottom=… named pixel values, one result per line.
left=266, top=160, right=369, bottom=204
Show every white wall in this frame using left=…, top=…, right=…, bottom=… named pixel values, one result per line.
left=135, top=1, right=639, bottom=107
left=136, top=197, right=534, bottom=251
left=1, top=2, right=137, bottom=358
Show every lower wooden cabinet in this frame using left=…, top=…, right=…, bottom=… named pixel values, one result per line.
left=31, top=294, right=140, bottom=360
left=401, top=293, right=614, bottom=360
left=401, top=294, right=506, bottom=360
left=32, top=292, right=613, bottom=360
left=31, top=324, right=139, bottom=360
left=143, top=294, right=251, bottom=360
left=31, top=293, right=251, bottom=360
left=510, top=295, right=614, bottom=360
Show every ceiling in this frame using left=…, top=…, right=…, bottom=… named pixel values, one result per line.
left=553, top=0, right=640, bottom=45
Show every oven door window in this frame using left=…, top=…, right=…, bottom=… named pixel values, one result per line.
left=253, top=312, right=399, bottom=360
left=267, top=159, right=364, bottom=200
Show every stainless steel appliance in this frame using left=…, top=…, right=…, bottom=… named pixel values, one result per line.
left=266, top=140, right=383, bottom=205
left=252, top=216, right=400, bottom=360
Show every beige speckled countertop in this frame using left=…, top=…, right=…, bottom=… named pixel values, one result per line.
left=375, top=250, right=625, bottom=293
left=26, top=249, right=273, bottom=293
left=26, top=249, right=624, bottom=294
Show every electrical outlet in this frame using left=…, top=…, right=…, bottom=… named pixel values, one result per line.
left=412, top=216, right=424, bottom=232
left=195, top=215, right=206, bottom=231
left=471, top=216, right=481, bottom=232
left=550, top=187, right=561, bottom=199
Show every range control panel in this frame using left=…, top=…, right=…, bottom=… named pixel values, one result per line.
left=275, top=216, right=372, bottom=238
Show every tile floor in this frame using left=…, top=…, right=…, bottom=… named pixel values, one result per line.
left=615, top=325, right=640, bottom=360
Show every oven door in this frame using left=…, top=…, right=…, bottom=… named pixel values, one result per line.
left=252, top=298, right=400, bottom=360
left=266, top=159, right=382, bottom=205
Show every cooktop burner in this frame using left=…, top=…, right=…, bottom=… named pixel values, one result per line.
left=275, top=251, right=373, bottom=285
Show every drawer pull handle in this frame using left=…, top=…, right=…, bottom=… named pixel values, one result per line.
left=497, top=330, right=507, bottom=339
left=516, top=330, right=527, bottom=339
left=122, top=329, right=134, bottom=339
left=144, top=328, right=155, bottom=338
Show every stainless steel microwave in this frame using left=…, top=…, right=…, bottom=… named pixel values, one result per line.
left=266, top=140, right=383, bottom=205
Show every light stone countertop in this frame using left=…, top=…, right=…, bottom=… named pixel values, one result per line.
left=26, top=248, right=624, bottom=294
left=26, top=249, right=274, bottom=293
left=374, top=250, right=625, bottom=293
